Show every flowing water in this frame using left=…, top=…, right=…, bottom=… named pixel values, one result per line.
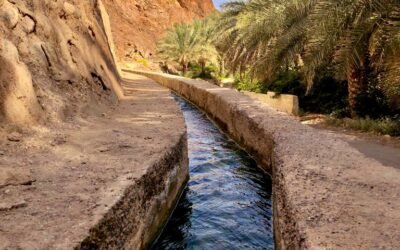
left=152, top=94, right=274, bottom=250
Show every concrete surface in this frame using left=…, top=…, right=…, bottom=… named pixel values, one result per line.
left=313, top=128, right=400, bottom=169
left=243, top=91, right=300, bottom=116
left=129, top=69, right=400, bottom=250
left=0, top=72, right=188, bottom=249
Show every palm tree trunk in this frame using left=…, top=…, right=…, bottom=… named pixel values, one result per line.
left=347, top=64, right=367, bottom=117
left=220, top=59, right=225, bottom=77
left=182, top=62, right=187, bottom=76
left=200, top=61, right=206, bottom=76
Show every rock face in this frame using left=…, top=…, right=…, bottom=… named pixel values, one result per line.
left=0, top=0, right=121, bottom=125
left=103, top=0, right=215, bottom=61
left=0, top=0, right=214, bottom=125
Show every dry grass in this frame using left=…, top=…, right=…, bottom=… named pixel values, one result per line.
left=326, top=117, right=400, bottom=136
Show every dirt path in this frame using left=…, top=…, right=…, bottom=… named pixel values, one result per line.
left=308, top=124, right=400, bottom=169
left=0, top=73, right=185, bottom=249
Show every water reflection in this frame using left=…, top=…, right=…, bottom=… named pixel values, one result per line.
left=152, top=94, right=274, bottom=250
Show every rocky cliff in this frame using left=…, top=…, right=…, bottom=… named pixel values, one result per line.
left=0, top=0, right=215, bottom=126
left=0, top=0, right=121, bottom=126
left=103, top=0, right=215, bottom=62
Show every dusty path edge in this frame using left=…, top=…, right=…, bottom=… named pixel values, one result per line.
left=74, top=74, right=190, bottom=250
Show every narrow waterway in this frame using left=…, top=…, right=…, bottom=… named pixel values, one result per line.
left=152, top=94, right=274, bottom=249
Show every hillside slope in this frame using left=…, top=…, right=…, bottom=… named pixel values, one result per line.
left=103, top=0, right=215, bottom=62
left=0, top=0, right=121, bottom=126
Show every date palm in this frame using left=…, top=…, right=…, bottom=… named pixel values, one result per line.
left=216, top=0, right=312, bottom=81
left=304, top=0, right=400, bottom=116
left=218, top=0, right=400, bottom=115
left=157, top=18, right=219, bottom=76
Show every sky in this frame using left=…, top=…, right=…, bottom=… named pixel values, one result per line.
left=212, top=0, right=226, bottom=9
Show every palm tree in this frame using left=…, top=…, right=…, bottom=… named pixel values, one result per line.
left=216, top=0, right=312, bottom=82
left=303, top=0, right=400, bottom=116
left=157, top=18, right=219, bottom=76
left=157, top=22, right=202, bottom=75
left=218, top=0, right=400, bottom=116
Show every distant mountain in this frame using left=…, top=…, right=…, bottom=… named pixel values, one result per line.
left=103, top=0, right=215, bottom=62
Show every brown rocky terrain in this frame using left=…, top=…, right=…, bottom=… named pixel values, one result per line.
left=103, top=0, right=215, bottom=62
left=0, top=0, right=122, bottom=127
left=0, top=71, right=187, bottom=249
left=0, top=1, right=191, bottom=248
left=0, top=0, right=215, bottom=129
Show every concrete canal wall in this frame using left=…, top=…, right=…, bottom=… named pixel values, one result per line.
left=128, top=69, right=400, bottom=249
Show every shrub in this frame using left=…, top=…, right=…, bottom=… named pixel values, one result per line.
left=262, top=69, right=349, bottom=116
left=135, top=58, right=150, bottom=68
left=233, top=73, right=264, bottom=92
left=187, top=63, right=219, bottom=80
left=264, top=69, right=304, bottom=96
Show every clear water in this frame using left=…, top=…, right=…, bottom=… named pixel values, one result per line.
left=152, top=94, right=274, bottom=250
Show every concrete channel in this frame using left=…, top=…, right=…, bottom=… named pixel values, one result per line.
left=126, top=69, right=400, bottom=249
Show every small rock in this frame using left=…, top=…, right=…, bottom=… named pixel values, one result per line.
left=4, top=189, right=10, bottom=194
left=21, top=15, right=35, bottom=33
left=7, top=132, right=22, bottom=142
left=384, top=134, right=391, bottom=139
left=0, top=200, right=27, bottom=211
left=98, top=147, right=110, bottom=153
left=63, top=2, right=76, bottom=15
left=0, top=151, right=5, bottom=155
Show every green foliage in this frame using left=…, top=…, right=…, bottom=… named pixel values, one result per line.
left=217, top=0, right=312, bottom=82
left=216, top=0, right=400, bottom=115
left=234, top=78, right=264, bottom=93
left=264, top=70, right=303, bottom=96
left=259, top=69, right=349, bottom=115
left=354, top=83, right=393, bottom=119
left=157, top=15, right=221, bottom=76
left=187, top=63, right=218, bottom=79
left=156, top=0, right=400, bottom=121
left=302, top=71, right=349, bottom=116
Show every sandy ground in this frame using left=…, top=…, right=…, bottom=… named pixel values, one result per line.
left=0, top=73, right=185, bottom=249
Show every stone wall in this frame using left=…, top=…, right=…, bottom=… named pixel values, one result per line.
left=242, top=91, right=299, bottom=116
left=128, top=69, right=400, bottom=249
